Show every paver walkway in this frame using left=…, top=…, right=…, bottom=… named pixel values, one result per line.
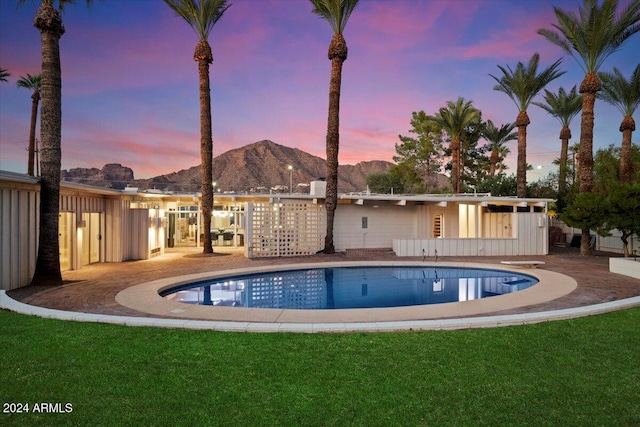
left=7, top=246, right=640, bottom=321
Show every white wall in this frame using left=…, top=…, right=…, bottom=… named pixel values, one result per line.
left=394, top=213, right=548, bottom=257
left=333, top=203, right=416, bottom=250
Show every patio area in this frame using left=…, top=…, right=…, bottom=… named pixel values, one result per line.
left=3, top=246, right=640, bottom=332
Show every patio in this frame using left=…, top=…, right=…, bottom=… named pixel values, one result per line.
left=3, top=245, right=639, bottom=331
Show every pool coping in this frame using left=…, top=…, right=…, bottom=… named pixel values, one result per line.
left=114, top=261, right=574, bottom=323
left=3, top=289, right=640, bottom=332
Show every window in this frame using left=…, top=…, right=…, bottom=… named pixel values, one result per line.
left=433, top=214, right=443, bottom=238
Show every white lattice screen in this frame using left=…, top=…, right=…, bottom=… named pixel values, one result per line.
left=245, top=201, right=324, bottom=258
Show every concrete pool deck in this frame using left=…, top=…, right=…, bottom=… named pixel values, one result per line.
left=3, top=247, right=640, bottom=332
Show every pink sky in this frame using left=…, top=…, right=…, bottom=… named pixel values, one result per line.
left=1, top=0, right=638, bottom=182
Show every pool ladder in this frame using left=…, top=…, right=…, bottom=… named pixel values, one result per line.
left=422, top=249, right=438, bottom=263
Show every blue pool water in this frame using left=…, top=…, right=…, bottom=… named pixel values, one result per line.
left=160, top=266, right=538, bottom=310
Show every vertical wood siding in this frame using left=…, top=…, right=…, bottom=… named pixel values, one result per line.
left=0, top=187, right=39, bottom=290
left=394, top=214, right=548, bottom=256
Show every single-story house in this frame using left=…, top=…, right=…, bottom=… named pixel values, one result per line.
left=1, top=171, right=558, bottom=291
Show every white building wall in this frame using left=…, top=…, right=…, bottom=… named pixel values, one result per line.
left=130, top=209, right=150, bottom=260
left=105, top=198, right=130, bottom=262
left=0, top=185, right=39, bottom=290
left=394, top=212, right=548, bottom=257
left=333, top=204, right=416, bottom=250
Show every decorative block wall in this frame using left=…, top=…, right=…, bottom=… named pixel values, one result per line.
left=245, top=201, right=324, bottom=258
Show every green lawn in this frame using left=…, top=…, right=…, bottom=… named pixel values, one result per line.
left=1, top=308, right=639, bottom=427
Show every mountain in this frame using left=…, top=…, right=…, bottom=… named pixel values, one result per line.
left=61, top=140, right=393, bottom=193
left=60, top=163, right=134, bottom=189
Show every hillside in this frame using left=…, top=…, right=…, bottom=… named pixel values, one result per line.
left=61, top=140, right=393, bottom=193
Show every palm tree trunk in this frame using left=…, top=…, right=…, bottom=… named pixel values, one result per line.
left=578, top=74, right=598, bottom=256
left=451, top=137, right=461, bottom=193
left=515, top=111, right=530, bottom=198
left=32, top=2, right=64, bottom=286
left=619, top=116, right=635, bottom=183
left=28, top=91, right=40, bottom=176
left=489, top=150, right=498, bottom=176
left=324, top=34, right=347, bottom=254
left=558, top=127, right=570, bottom=200
left=516, top=125, right=527, bottom=198
left=196, top=40, right=213, bottom=254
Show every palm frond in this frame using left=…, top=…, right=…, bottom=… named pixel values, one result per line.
left=16, top=73, right=42, bottom=91
left=533, top=85, right=582, bottom=128
left=483, top=120, right=517, bottom=150
left=310, top=0, right=360, bottom=34
left=490, top=53, right=565, bottom=112
left=164, top=0, right=231, bottom=39
left=430, top=97, right=481, bottom=139
left=538, top=0, right=640, bottom=74
left=597, top=64, right=640, bottom=117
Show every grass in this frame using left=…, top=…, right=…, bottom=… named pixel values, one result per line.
left=1, top=308, right=639, bottom=427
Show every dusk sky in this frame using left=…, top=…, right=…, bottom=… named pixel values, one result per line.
left=1, top=0, right=638, bottom=182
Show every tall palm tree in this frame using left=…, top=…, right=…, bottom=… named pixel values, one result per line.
left=538, top=0, right=640, bottom=255
left=482, top=120, right=516, bottom=176
left=164, top=0, right=231, bottom=254
left=17, top=0, right=93, bottom=286
left=598, top=65, right=640, bottom=183
left=0, top=68, right=10, bottom=82
left=17, top=73, right=42, bottom=176
left=490, top=53, right=565, bottom=198
left=533, top=86, right=582, bottom=199
left=430, top=97, right=481, bottom=193
left=310, top=0, right=359, bottom=254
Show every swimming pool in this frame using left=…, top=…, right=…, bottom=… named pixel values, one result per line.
left=160, top=266, right=538, bottom=310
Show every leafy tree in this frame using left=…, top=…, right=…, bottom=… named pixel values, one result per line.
left=310, top=0, right=360, bottom=254
left=561, top=190, right=609, bottom=239
left=17, top=73, right=42, bottom=176
left=538, top=0, right=640, bottom=255
left=164, top=0, right=231, bottom=254
left=430, top=97, right=481, bottom=193
left=603, top=183, right=640, bottom=257
left=459, top=120, right=490, bottom=192
left=482, top=120, right=515, bottom=176
left=475, top=174, right=517, bottom=196
left=394, top=110, right=445, bottom=192
left=365, top=171, right=404, bottom=194
left=533, top=86, right=582, bottom=206
left=527, top=173, right=558, bottom=199
left=598, top=64, right=640, bottom=183
left=0, top=68, right=10, bottom=82
left=16, top=0, right=94, bottom=286
left=490, top=53, right=565, bottom=198
left=593, top=144, right=640, bottom=188
left=563, top=144, right=640, bottom=256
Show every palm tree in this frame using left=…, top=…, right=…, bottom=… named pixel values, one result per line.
left=490, top=53, right=565, bottom=198
left=310, top=0, right=360, bottom=254
left=17, top=0, right=93, bottom=286
left=496, top=144, right=511, bottom=175
left=164, top=0, right=231, bottom=254
left=533, top=86, right=582, bottom=199
left=430, top=97, right=481, bottom=193
left=17, top=73, right=42, bottom=176
left=598, top=65, right=640, bottom=183
left=482, top=120, right=516, bottom=177
left=0, top=68, right=10, bottom=82
left=538, top=0, right=640, bottom=255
